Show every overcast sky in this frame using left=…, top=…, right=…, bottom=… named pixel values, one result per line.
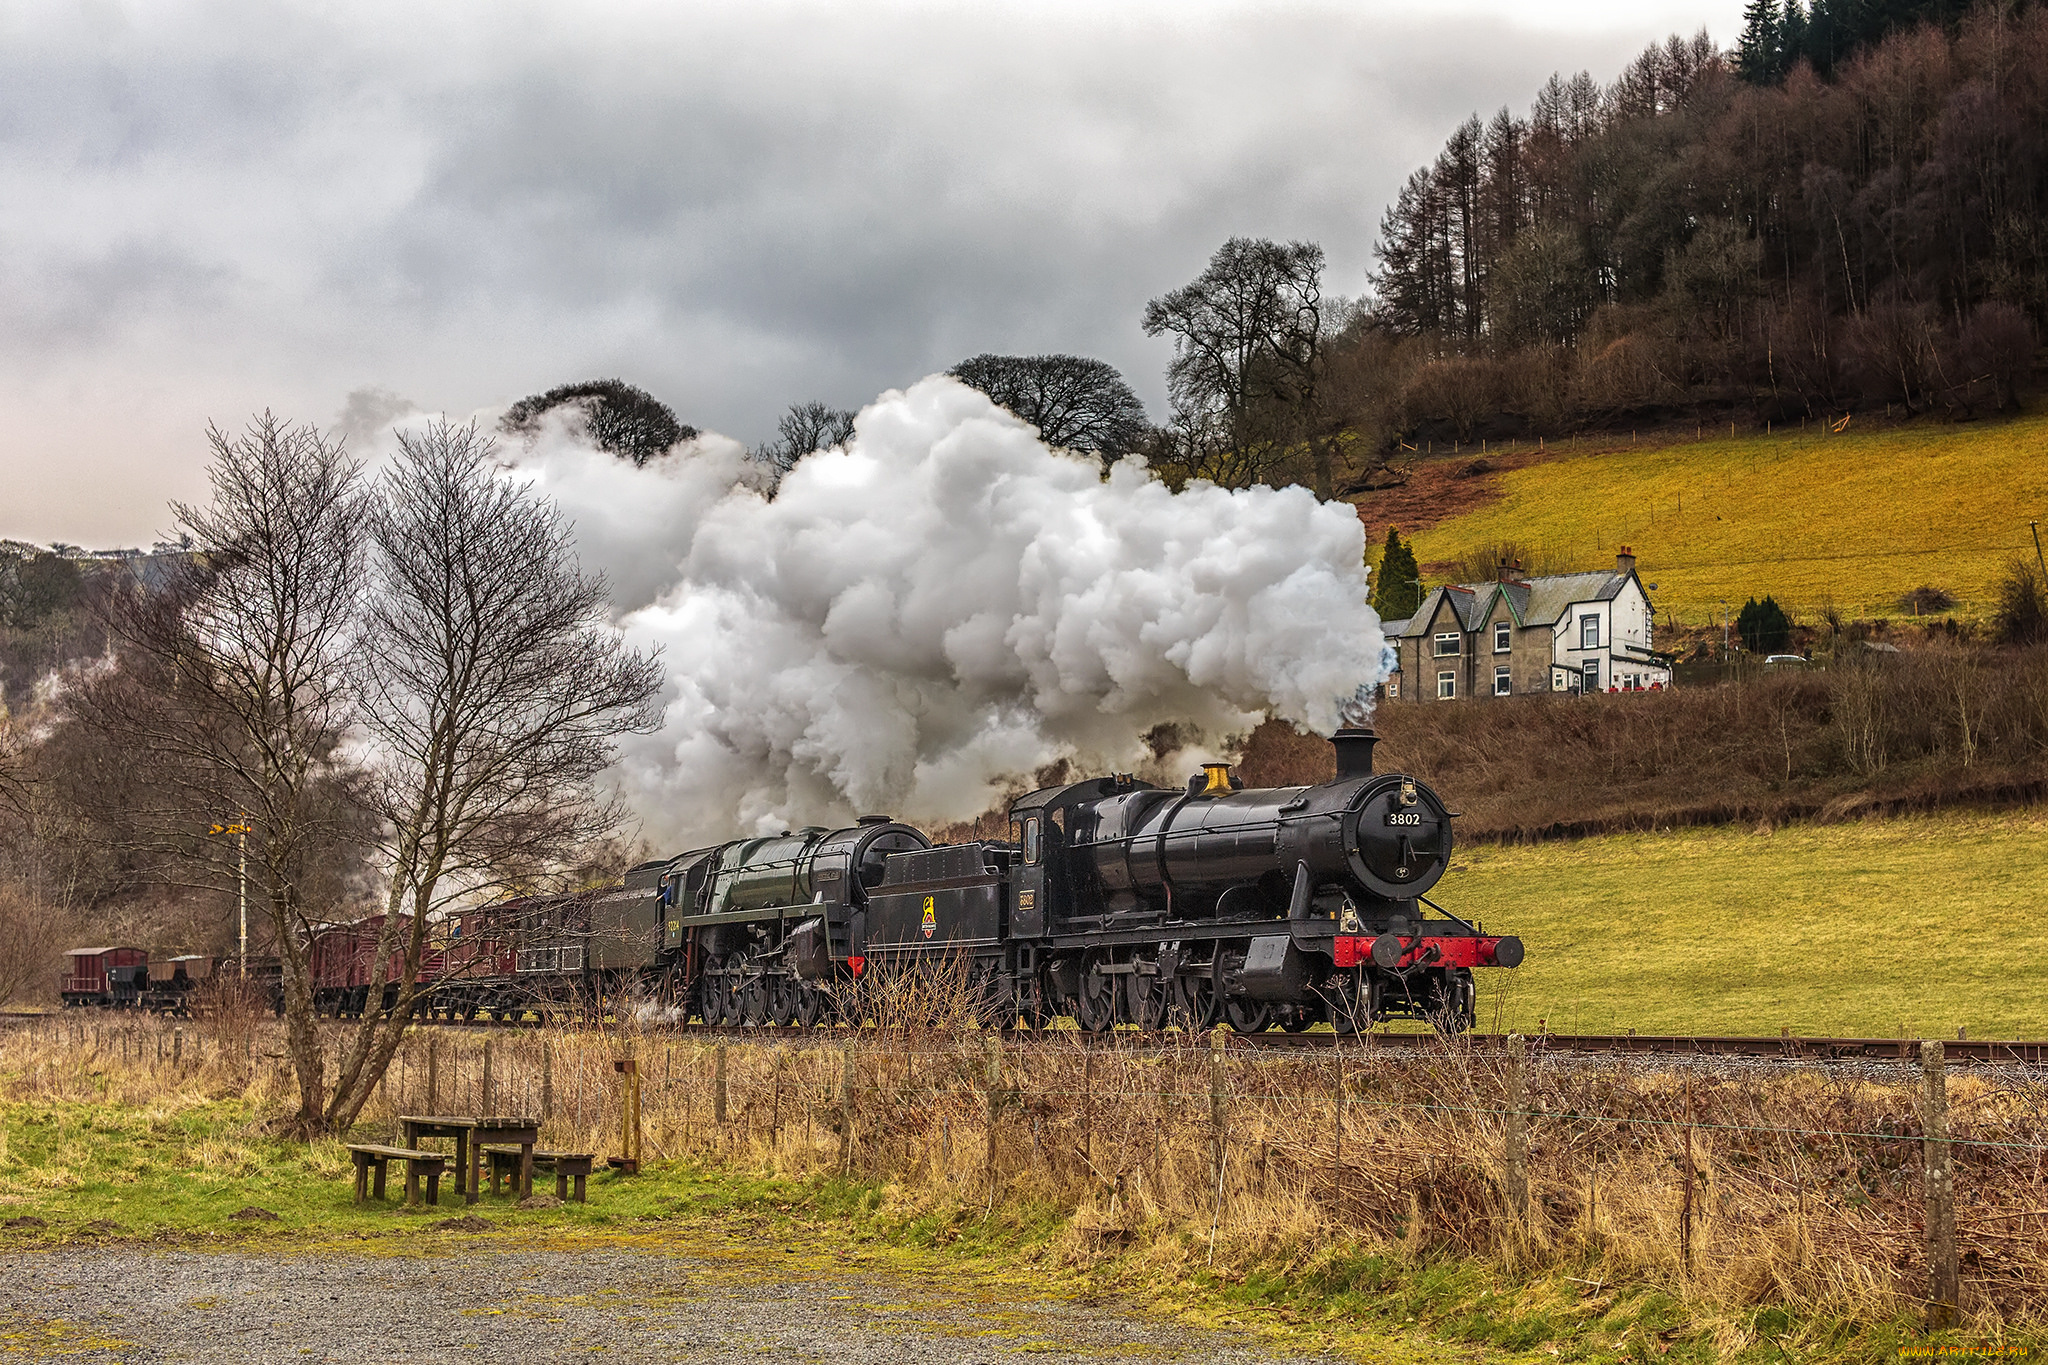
left=2, top=0, right=1743, bottom=547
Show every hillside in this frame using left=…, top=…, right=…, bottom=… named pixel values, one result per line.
left=1446, top=809, right=2048, bottom=1038
left=1357, top=413, right=2048, bottom=622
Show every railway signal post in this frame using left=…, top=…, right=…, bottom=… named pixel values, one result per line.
left=209, top=816, right=253, bottom=973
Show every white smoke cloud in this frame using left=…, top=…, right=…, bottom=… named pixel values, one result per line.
left=510, top=375, right=1386, bottom=846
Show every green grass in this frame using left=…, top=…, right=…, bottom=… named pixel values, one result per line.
left=1451, top=808, right=2048, bottom=1038
left=1402, top=414, right=2048, bottom=622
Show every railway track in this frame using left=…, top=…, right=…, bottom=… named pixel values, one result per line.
left=11, top=1009, right=2039, bottom=1065
left=428, top=1019, right=2048, bottom=1065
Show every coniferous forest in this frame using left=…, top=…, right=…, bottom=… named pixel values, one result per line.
left=1346, top=0, right=2046, bottom=443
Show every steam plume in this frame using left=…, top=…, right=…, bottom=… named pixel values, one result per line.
left=511, top=375, right=1386, bottom=845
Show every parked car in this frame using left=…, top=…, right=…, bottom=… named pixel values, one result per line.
left=1763, top=654, right=1809, bottom=669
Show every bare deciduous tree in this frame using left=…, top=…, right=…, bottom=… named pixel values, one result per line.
left=752, top=400, right=857, bottom=472
left=0, top=879, right=65, bottom=1007
left=78, top=413, right=368, bottom=1132
left=325, top=420, right=663, bottom=1131
left=1142, top=238, right=1332, bottom=495
left=946, top=354, right=1151, bottom=465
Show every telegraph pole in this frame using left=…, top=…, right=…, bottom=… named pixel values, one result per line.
left=2032, top=520, right=2045, bottom=578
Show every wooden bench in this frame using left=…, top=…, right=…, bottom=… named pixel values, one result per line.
left=484, top=1146, right=596, bottom=1203
left=345, top=1144, right=449, bottom=1207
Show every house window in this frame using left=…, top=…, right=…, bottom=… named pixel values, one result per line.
left=1580, top=615, right=1599, bottom=648
left=1387, top=674, right=1400, bottom=699
left=1494, top=621, right=1511, bottom=653
left=1433, top=632, right=1462, bottom=657
left=1494, top=666, right=1511, bottom=696
left=1582, top=659, right=1599, bottom=692
left=1437, top=671, right=1456, bottom=700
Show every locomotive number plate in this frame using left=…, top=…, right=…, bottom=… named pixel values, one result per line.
left=1383, top=812, right=1424, bottom=826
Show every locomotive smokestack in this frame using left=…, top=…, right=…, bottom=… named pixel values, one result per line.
left=1332, top=726, right=1378, bottom=781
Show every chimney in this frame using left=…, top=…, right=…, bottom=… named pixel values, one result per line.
left=1616, top=545, right=1636, bottom=577
left=1332, top=727, right=1378, bottom=781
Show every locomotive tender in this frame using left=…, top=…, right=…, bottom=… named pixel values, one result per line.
left=419, top=726, right=1522, bottom=1034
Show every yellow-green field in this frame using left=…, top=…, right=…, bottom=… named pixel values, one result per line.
left=1454, top=810, right=2048, bottom=1039
left=1405, top=415, right=2048, bottom=622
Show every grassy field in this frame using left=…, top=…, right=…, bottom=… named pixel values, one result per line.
left=1452, top=809, right=2048, bottom=1039
left=1399, top=414, right=2048, bottom=623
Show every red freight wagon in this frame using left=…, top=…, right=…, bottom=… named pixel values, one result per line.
left=309, top=916, right=426, bottom=1018
left=60, top=947, right=149, bottom=1009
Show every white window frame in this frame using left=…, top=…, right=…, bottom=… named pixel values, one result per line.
left=1433, top=632, right=1462, bottom=657
left=1494, top=666, right=1511, bottom=696
left=1493, top=621, right=1511, bottom=653
left=1437, top=671, right=1456, bottom=700
left=1579, top=614, right=1600, bottom=649
left=1387, top=673, right=1400, bottom=699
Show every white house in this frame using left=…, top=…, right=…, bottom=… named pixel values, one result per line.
left=1381, top=548, right=1671, bottom=702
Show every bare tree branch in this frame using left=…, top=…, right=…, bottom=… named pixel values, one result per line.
left=326, top=419, right=663, bottom=1131
left=71, top=413, right=369, bottom=1133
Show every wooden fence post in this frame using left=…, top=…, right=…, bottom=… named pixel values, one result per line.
left=173, top=1028, right=183, bottom=1067
left=714, top=1041, right=728, bottom=1126
left=541, top=1043, right=553, bottom=1121
left=481, top=1039, right=495, bottom=1115
left=1680, top=1075, right=1695, bottom=1273
left=1504, top=1034, right=1529, bottom=1242
left=427, top=1036, right=440, bottom=1114
left=1923, top=1040, right=1959, bottom=1328
left=613, top=1058, right=642, bottom=1175
left=839, top=1041, right=855, bottom=1174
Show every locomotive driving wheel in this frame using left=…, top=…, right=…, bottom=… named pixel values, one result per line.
left=1074, top=952, right=1117, bottom=1035
left=769, top=975, right=801, bottom=1027
left=1168, top=967, right=1218, bottom=1032
left=1215, top=947, right=1272, bottom=1034
left=700, top=955, right=731, bottom=1025
left=738, top=965, right=770, bottom=1026
left=1124, top=969, right=1166, bottom=1031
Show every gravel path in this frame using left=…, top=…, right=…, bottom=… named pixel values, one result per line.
left=0, top=1228, right=1350, bottom=1364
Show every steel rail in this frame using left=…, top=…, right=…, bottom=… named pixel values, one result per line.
left=9, top=1010, right=2039, bottom=1065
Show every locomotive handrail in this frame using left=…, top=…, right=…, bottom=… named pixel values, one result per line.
left=1417, top=894, right=1480, bottom=937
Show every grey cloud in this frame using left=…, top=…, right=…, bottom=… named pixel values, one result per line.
left=0, top=0, right=1743, bottom=544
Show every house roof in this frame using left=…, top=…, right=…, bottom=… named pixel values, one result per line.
left=1391, top=568, right=1636, bottom=636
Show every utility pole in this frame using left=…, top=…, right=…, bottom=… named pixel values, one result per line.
left=210, top=816, right=253, bottom=975
left=1720, top=600, right=1730, bottom=662
left=2032, top=520, right=2045, bottom=578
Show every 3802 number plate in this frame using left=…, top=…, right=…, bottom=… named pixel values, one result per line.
left=1384, top=811, right=1424, bottom=826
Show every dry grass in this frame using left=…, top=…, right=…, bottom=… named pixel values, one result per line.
left=5, top=1006, right=2047, bottom=1347
left=1236, top=647, right=2048, bottom=844
left=1386, top=413, right=2048, bottom=623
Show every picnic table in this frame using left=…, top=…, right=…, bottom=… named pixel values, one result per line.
left=398, top=1115, right=540, bottom=1204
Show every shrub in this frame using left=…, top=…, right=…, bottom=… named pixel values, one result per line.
left=1896, top=585, right=1956, bottom=615
left=1994, top=558, right=2048, bottom=647
left=1736, top=596, right=1793, bottom=653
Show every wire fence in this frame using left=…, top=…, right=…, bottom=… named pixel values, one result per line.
left=8, top=1013, right=2045, bottom=1327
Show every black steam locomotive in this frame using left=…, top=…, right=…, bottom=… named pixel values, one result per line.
left=431, top=727, right=1521, bottom=1034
